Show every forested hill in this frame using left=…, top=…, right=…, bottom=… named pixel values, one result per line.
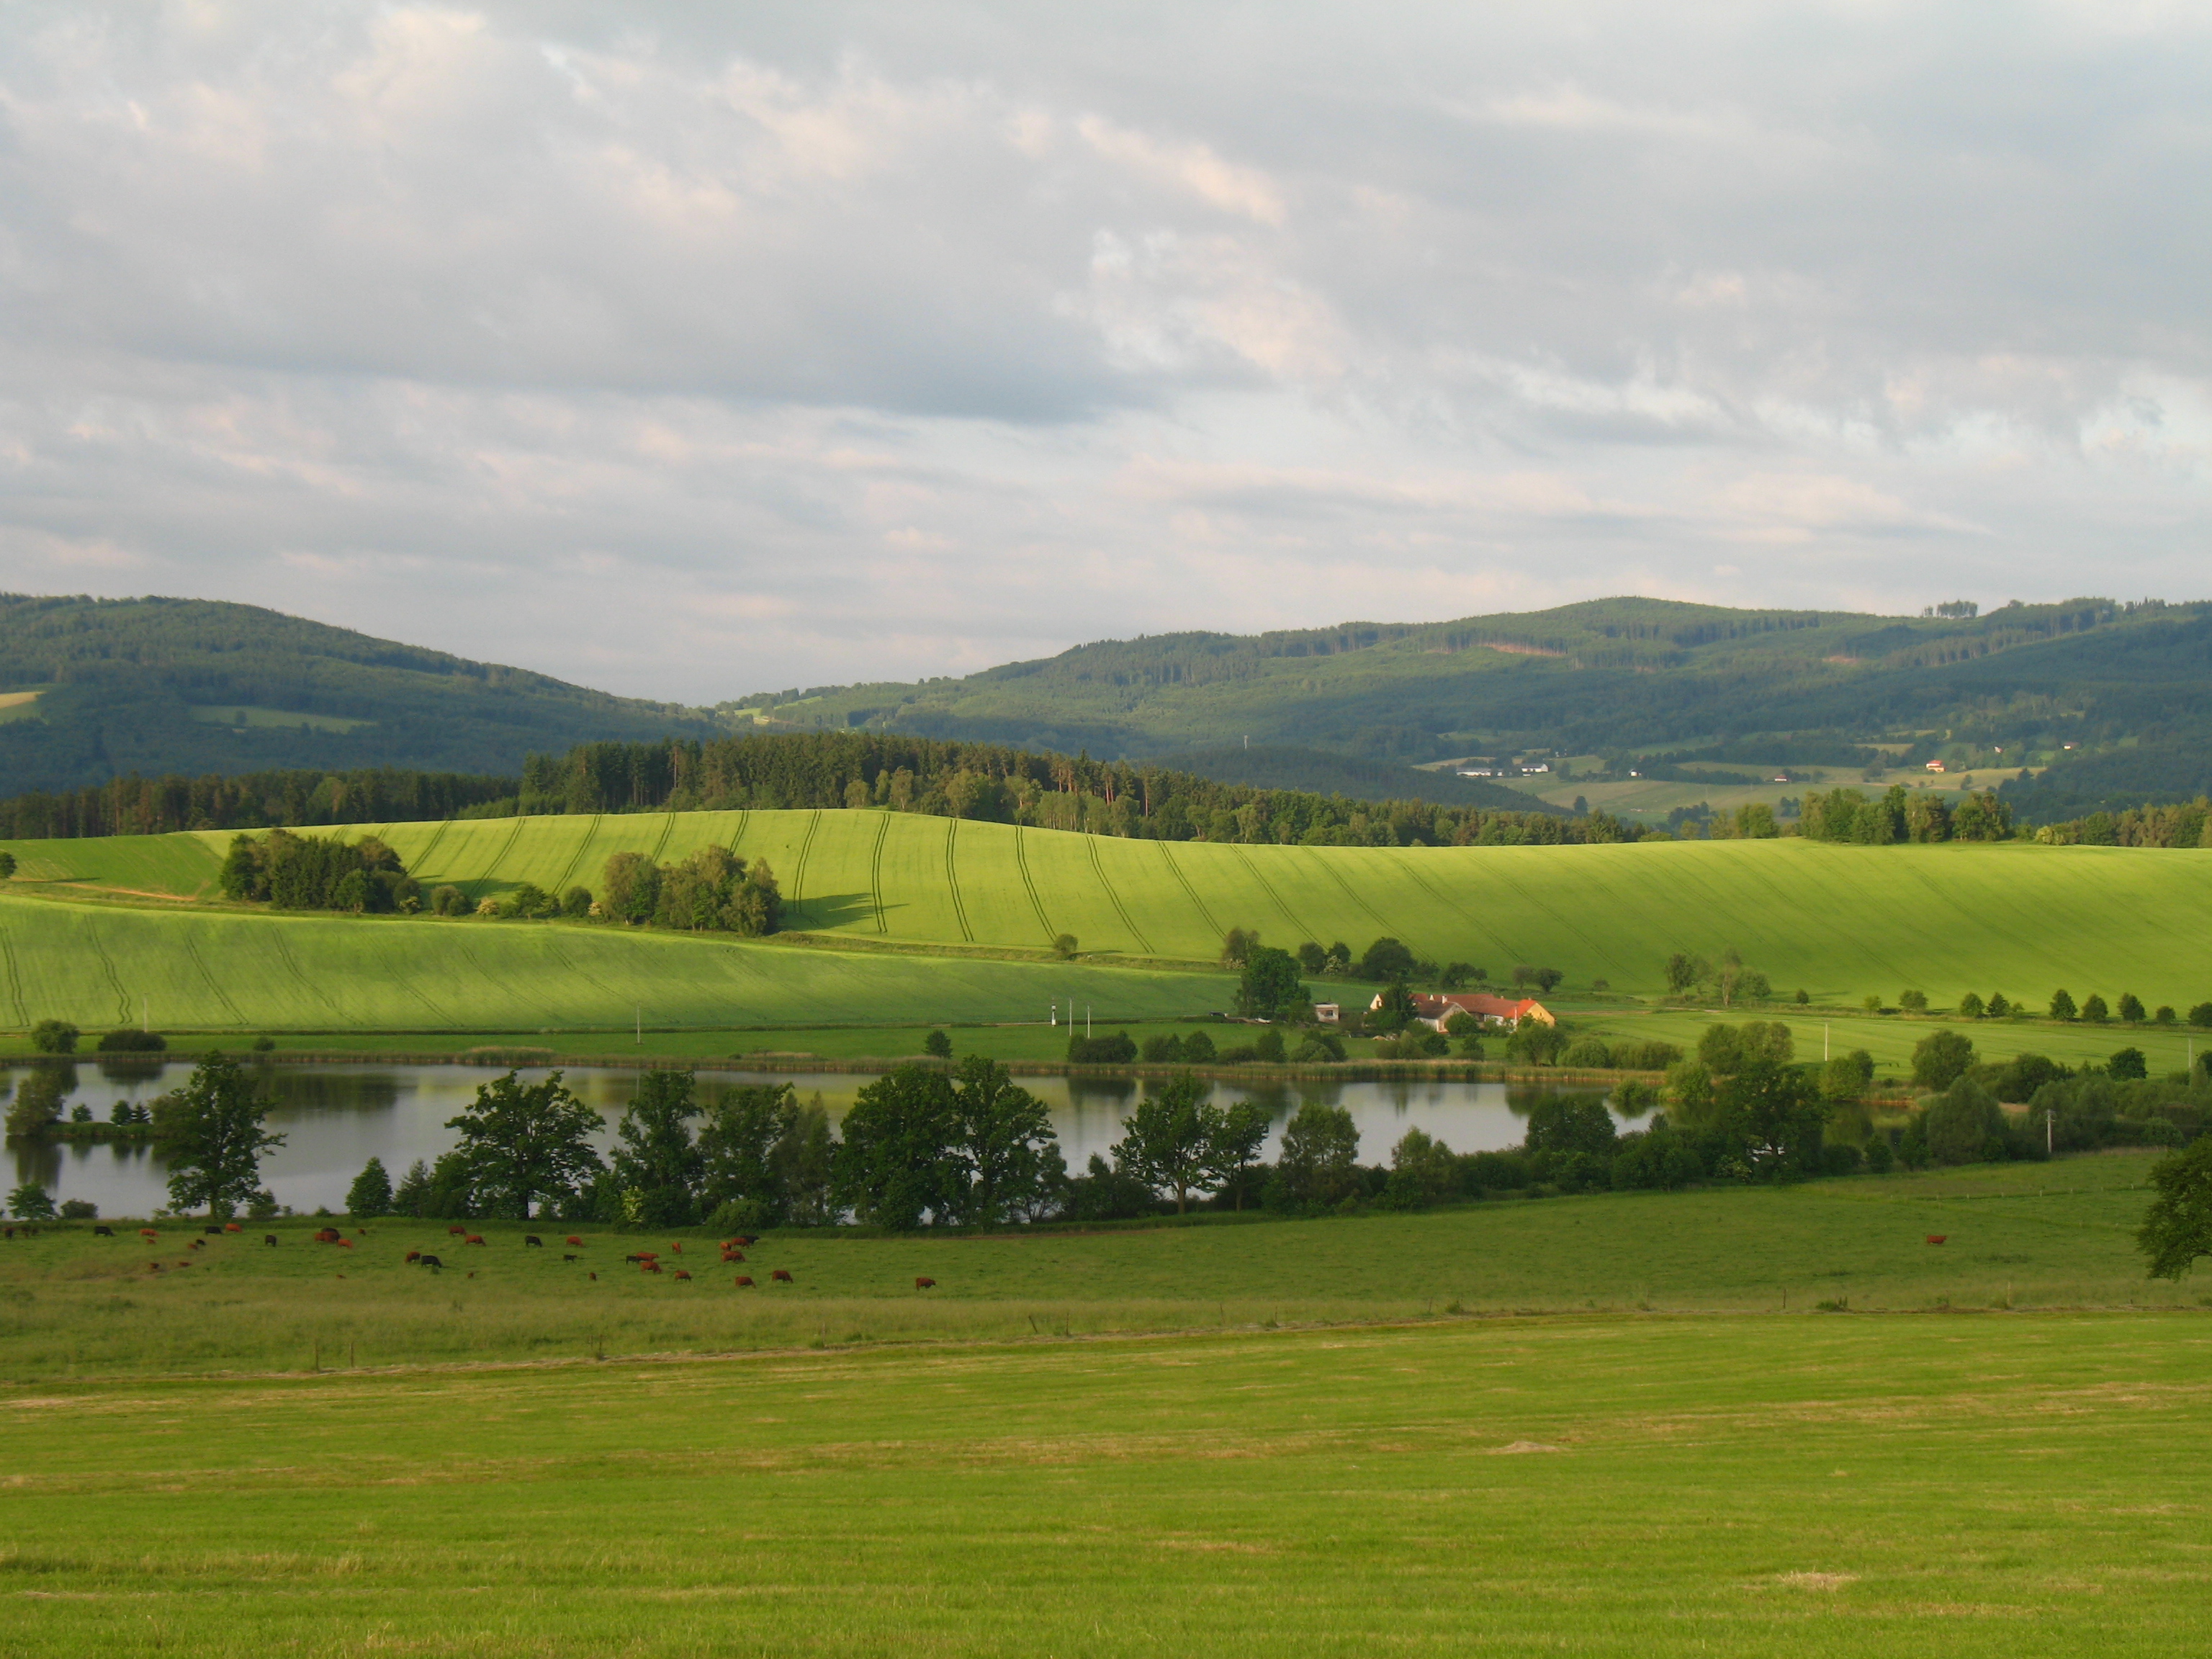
left=733, top=595, right=2212, bottom=817
left=0, top=595, right=723, bottom=793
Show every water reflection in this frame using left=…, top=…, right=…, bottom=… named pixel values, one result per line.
left=8, top=1060, right=1627, bottom=1220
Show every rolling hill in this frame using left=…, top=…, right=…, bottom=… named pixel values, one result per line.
left=0, top=594, right=723, bottom=793
left=6, top=812, right=2209, bottom=1029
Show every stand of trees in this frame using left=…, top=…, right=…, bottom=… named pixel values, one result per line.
left=220, top=830, right=421, bottom=913
left=0, top=765, right=513, bottom=840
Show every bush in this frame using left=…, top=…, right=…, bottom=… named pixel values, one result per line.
left=96, top=1028, right=166, bottom=1053
left=1925, top=1076, right=2005, bottom=1165
left=1819, top=1142, right=1863, bottom=1177
left=2109, top=1046, right=2148, bottom=1082
left=431, top=885, right=467, bottom=917
left=58, top=1198, right=98, bottom=1220
left=1181, top=1030, right=1216, bottom=1064
left=1141, top=1034, right=1184, bottom=1063
left=2190, top=1002, right=2212, bottom=1029
left=1067, top=1031, right=1137, bottom=1064
left=562, top=886, right=593, bottom=917
left=1610, top=1039, right=1683, bottom=1072
left=1460, top=1149, right=1529, bottom=1192
left=2080, top=994, right=2110, bottom=1024
left=1911, top=1028, right=1977, bottom=1091
left=1899, top=990, right=1928, bottom=1013
left=1863, top=1137, right=1894, bottom=1174
left=1053, top=933, right=1079, bottom=960
left=1559, top=1037, right=1611, bottom=1069
left=30, top=1019, right=78, bottom=1055
left=922, top=1029, right=953, bottom=1059
left=1292, top=1033, right=1345, bottom=1063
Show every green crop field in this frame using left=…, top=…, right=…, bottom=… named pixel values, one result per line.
left=4, top=1162, right=2210, bottom=1656
left=9, top=812, right=2212, bottom=1030
left=0, top=892, right=1228, bottom=1033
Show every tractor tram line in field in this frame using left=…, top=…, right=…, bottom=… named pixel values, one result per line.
left=943, top=819, right=976, bottom=944
left=788, top=811, right=824, bottom=923
left=81, top=913, right=136, bottom=1026
left=1087, top=837, right=1154, bottom=956
left=546, top=814, right=603, bottom=899
left=1153, top=840, right=1226, bottom=941
left=868, top=811, right=892, bottom=935
left=1229, top=846, right=1325, bottom=945
left=179, top=928, right=250, bottom=1028
left=1013, top=827, right=1059, bottom=945
left=0, top=920, right=27, bottom=1026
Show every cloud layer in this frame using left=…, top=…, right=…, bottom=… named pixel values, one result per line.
left=1, top=2, right=2206, bottom=699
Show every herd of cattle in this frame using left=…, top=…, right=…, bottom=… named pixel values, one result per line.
left=68, top=1222, right=944, bottom=1290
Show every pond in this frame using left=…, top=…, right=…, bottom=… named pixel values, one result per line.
left=4, top=1059, right=1635, bottom=1219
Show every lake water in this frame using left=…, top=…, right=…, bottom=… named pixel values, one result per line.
left=4, top=1059, right=1631, bottom=1219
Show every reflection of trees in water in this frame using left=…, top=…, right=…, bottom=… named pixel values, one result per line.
left=1505, top=1084, right=1609, bottom=1121
left=261, top=1070, right=405, bottom=1114
left=10, top=1138, right=60, bottom=1189
left=96, top=1058, right=166, bottom=1087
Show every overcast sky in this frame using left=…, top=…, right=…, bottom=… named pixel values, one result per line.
left=1, top=4, right=2206, bottom=702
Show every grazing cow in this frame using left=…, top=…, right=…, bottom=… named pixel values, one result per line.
left=418, top=1254, right=443, bottom=1270
left=405, top=1250, right=421, bottom=1264
left=524, top=1235, right=542, bottom=1249
left=770, top=1269, right=793, bottom=1284
left=148, top=1262, right=161, bottom=1272
left=734, top=1275, right=755, bottom=1287
left=448, top=1226, right=467, bottom=1237
left=642, top=1261, right=662, bottom=1274
left=224, top=1223, right=242, bottom=1233
left=914, top=1277, right=935, bottom=1290
left=728, top=1235, right=758, bottom=1248
left=189, top=1239, right=204, bottom=1251
left=264, top=1235, right=279, bottom=1246
left=562, top=1253, right=578, bottom=1262
left=673, top=1269, right=692, bottom=1282
left=140, top=1228, right=158, bottom=1240
left=94, top=1225, right=114, bottom=1237
left=203, top=1225, right=225, bottom=1236
left=588, top=1272, right=598, bottom=1281
left=1926, top=1235, right=1948, bottom=1246
left=721, top=1251, right=744, bottom=1264
left=669, top=1241, right=682, bottom=1254
left=464, top=1234, right=485, bottom=1246
left=565, top=1236, right=583, bottom=1246
left=336, top=1238, right=353, bottom=1249
left=314, top=1227, right=341, bottom=1244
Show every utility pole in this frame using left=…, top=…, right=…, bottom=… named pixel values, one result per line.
left=1824, top=1022, right=1830, bottom=1062
left=143, top=995, right=150, bottom=1033
left=1087, top=1004, right=1092, bottom=1038
left=635, top=1006, right=642, bottom=1045
left=1050, top=1000, right=1056, bottom=1027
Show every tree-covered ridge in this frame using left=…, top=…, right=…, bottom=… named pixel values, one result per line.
left=0, top=765, right=513, bottom=840
left=733, top=595, right=2211, bottom=813
left=0, top=593, right=723, bottom=793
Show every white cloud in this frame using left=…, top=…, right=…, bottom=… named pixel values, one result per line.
left=0, top=1, right=2203, bottom=701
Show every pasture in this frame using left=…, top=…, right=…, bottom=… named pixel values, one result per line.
left=3, top=1180, right=2210, bottom=1654
left=0, top=1152, right=2180, bottom=1381
left=5, top=814, right=2212, bottom=1031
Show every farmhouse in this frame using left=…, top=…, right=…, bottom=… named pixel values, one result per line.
left=1370, top=991, right=1555, bottom=1031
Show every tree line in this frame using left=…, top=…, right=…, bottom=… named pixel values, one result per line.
left=220, top=830, right=421, bottom=912
left=0, top=765, right=513, bottom=840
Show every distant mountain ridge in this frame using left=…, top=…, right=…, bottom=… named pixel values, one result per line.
left=0, top=594, right=723, bottom=793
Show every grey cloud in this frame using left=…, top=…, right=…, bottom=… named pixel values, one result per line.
left=0, top=2, right=2205, bottom=702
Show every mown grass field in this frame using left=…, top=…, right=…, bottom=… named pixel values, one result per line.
left=4, top=1163, right=2210, bottom=1657
left=6, top=814, right=2212, bottom=1031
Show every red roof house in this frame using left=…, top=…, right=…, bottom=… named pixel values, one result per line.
left=1368, top=991, right=1555, bottom=1030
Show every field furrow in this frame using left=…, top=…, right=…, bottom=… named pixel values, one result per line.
left=1013, top=827, right=1058, bottom=943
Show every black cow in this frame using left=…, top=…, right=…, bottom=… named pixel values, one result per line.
left=202, top=1225, right=225, bottom=1236
left=264, top=1234, right=279, bottom=1246
left=93, top=1225, right=115, bottom=1237
left=418, top=1254, right=444, bottom=1271
left=524, top=1235, right=543, bottom=1248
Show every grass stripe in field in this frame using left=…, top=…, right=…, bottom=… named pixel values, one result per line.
left=1229, top=844, right=1323, bottom=942
left=180, top=931, right=248, bottom=1028
left=789, top=810, right=822, bottom=909
left=546, top=812, right=601, bottom=897
left=868, top=811, right=889, bottom=933
left=0, top=919, right=25, bottom=1025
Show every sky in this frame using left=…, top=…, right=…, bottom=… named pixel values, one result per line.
left=1, top=2, right=2206, bottom=704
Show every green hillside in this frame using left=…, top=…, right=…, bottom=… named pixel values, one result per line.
left=0, top=594, right=722, bottom=793
left=742, top=595, right=2212, bottom=815
left=8, top=811, right=2212, bottom=1027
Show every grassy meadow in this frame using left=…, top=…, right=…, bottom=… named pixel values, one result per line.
left=4, top=811, right=2212, bottom=1034
left=4, top=1160, right=2211, bottom=1656
left=0, top=1152, right=2181, bottom=1380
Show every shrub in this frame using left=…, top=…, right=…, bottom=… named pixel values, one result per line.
left=1141, top=1034, right=1184, bottom=1063
left=251, top=1035, right=277, bottom=1053
left=1957, top=992, right=1985, bottom=1019
left=58, top=1198, right=98, bottom=1220
left=562, top=886, right=593, bottom=917
left=1053, top=933, right=1079, bottom=961
left=1560, top=1036, right=1611, bottom=1069
left=1862, top=1137, right=1894, bottom=1174
left=1067, top=1031, right=1137, bottom=1064
left=2108, top=1047, right=2148, bottom=1082
left=1610, top=1039, right=1683, bottom=1072
left=1899, top=990, right=1928, bottom=1013
left=2154, top=1005, right=2177, bottom=1026
left=96, top=1028, right=166, bottom=1053
left=6, top=1182, right=58, bottom=1220
left=1925, top=1076, right=2005, bottom=1165
left=1819, top=1142, right=1864, bottom=1177
left=1181, top=1030, right=1216, bottom=1063
left=30, top=1019, right=78, bottom=1055
left=2049, top=989, right=2077, bottom=1021
left=922, top=1029, right=953, bottom=1059
left=1911, top=1029, right=1977, bottom=1091
left=2190, top=1002, right=2212, bottom=1029
left=1253, top=1029, right=1287, bottom=1064
left=2118, top=992, right=2146, bottom=1025
left=1291, top=1034, right=1344, bottom=1063
left=431, top=885, right=467, bottom=917
left=2080, top=994, right=2110, bottom=1024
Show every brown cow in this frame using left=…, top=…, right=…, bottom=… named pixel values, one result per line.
left=565, top=1236, right=583, bottom=1246
left=914, top=1277, right=935, bottom=1290
left=336, top=1238, right=354, bottom=1249
left=464, top=1234, right=485, bottom=1246
left=189, top=1238, right=204, bottom=1250
left=721, top=1250, right=745, bottom=1264
left=314, top=1227, right=341, bottom=1243
left=448, top=1226, right=468, bottom=1237
left=405, top=1250, right=421, bottom=1263
left=224, top=1223, right=242, bottom=1233
left=588, top=1271, right=598, bottom=1281
left=642, top=1261, right=662, bottom=1274
left=1926, top=1235, right=1948, bottom=1245
left=673, top=1269, right=692, bottom=1282
left=669, top=1241, right=682, bottom=1254
left=734, top=1275, right=755, bottom=1287
left=770, top=1269, right=793, bottom=1283
left=139, top=1228, right=158, bottom=1239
